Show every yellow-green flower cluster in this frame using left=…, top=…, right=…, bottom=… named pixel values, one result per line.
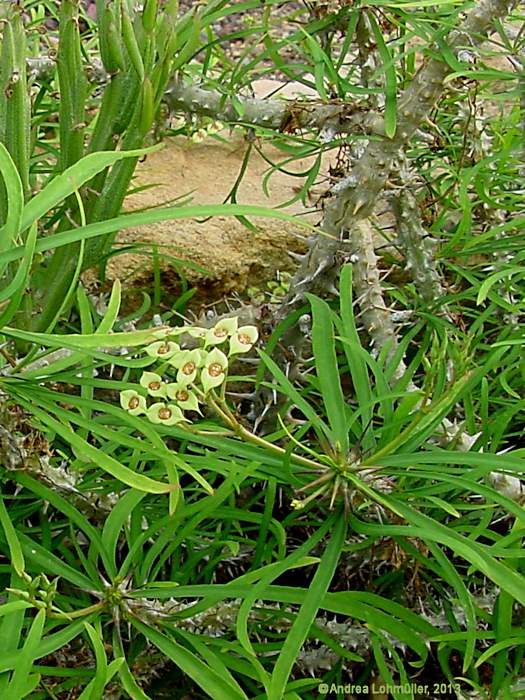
left=190, top=120, right=225, bottom=144
left=120, top=317, right=258, bottom=426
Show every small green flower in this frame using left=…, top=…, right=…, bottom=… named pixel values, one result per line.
left=140, top=371, right=166, bottom=398
left=146, top=402, right=187, bottom=426
left=150, top=326, right=173, bottom=339
left=201, top=348, right=228, bottom=393
left=204, top=317, right=238, bottom=347
left=191, top=128, right=207, bottom=143
left=185, top=326, right=208, bottom=339
left=229, top=325, right=259, bottom=355
left=169, top=348, right=205, bottom=385
left=166, top=383, right=201, bottom=412
left=145, top=340, right=180, bottom=359
left=120, top=390, right=147, bottom=415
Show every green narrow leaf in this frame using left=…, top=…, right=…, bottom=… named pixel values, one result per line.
left=0, top=204, right=314, bottom=268
left=0, top=142, right=24, bottom=264
left=112, top=627, right=152, bottom=700
left=131, top=619, right=248, bottom=700
left=368, top=13, right=397, bottom=138
left=370, top=634, right=401, bottom=699
left=0, top=601, right=32, bottom=618
left=58, top=0, right=87, bottom=170
left=0, top=574, right=27, bottom=695
left=257, top=348, right=333, bottom=449
left=268, top=517, right=346, bottom=700
left=6, top=608, right=45, bottom=698
left=12, top=397, right=172, bottom=495
left=338, top=264, right=374, bottom=443
left=15, top=532, right=94, bottom=590
left=12, top=472, right=114, bottom=579
left=351, top=496, right=525, bottom=607
left=307, top=294, right=349, bottom=457
left=172, top=11, right=202, bottom=72
left=76, top=285, right=94, bottom=335
left=121, top=3, right=145, bottom=80
left=492, top=517, right=523, bottom=693
left=491, top=593, right=515, bottom=693
left=423, top=495, right=460, bottom=517
left=77, top=658, right=124, bottom=700
left=177, top=629, right=257, bottom=695
left=0, top=8, right=30, bottom=201
left=0, top=222, right=37, bottom=327
left=142, top=0, right=158, bottom=33
left=475, top=636, right=525, bottom=668
left=102, top=490, right=147, bottom=575
left=0, top=616, right=96, bottom=674
left=374, top=629, right=412, bottom=698
left=76, top=285, right=95, bottom=433
left=0, top=494, right=25, bottom=577
left=298, top=27, right=340, bottom=100
left=20, top=146, right=161, bottom=231
left=96, top=279, right=121, bottom=333
left=82, top=622, right=108, bottom=700
left=476, top=267, right=523, bottom=305
left=428, top=542, right=477, bottom=672
left=235, top=517, right=334, bottom=666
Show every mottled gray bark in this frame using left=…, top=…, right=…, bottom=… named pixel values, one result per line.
left=164, top=80, right=383, bottom=137
left=274, top=0, right=523, bottom=325
left=253, top=0, right=523, bottom=472
left=391, top=186, right=448, bottom=307
left=27, top=57, right=382, bottom=137
left=0, top=392, right=114, bottom=518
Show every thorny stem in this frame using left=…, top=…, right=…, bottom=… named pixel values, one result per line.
left=27, top=58, right=383, bottom=138
left=274, top=0, right=523, bottom=323
left=252, top=0, right=522, bottom=425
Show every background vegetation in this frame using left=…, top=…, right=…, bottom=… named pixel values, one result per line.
left=0, top=0, right=524, bottom=698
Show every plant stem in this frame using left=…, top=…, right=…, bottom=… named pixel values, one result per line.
left=206, top=392, right=328, bottom=471
left=50, top=601, right=105, bottom=620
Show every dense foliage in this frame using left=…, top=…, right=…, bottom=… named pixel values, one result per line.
left=0, top=1, right=524, bottom=698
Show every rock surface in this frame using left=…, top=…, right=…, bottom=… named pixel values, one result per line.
left=101, top=81, right=327, bottom=303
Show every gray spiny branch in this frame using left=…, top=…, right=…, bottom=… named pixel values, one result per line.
left=355, top=11, right=381, bottom=105
left=164, top=80, right=383, bottom=137
left=0, top=392, right=115, bottom=517
left=255, top=0, right=522, bottom=426
left=391, top=185, right=449, bottom=307
left=274, top=0, right=522, bottom=323
left=338, top=224, right=523, bottom=501
left=349, top=219, right=401, bottom=362
left=26, top=57, right=383, bottom=138
left=125, top=589, right=503, bottom=678
left=345, top=218, right=523, bottom=501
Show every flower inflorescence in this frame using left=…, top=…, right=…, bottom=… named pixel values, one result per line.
left=120, top=317, right=258, bottom=426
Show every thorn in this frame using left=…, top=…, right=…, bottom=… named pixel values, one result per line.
left=288, top=251, right=307, bottom=263
left=311, top=260, right=328, bottom=278
left=253, top=401, right=272, bottom=432
left=352, top=198, right=367, bottom=215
